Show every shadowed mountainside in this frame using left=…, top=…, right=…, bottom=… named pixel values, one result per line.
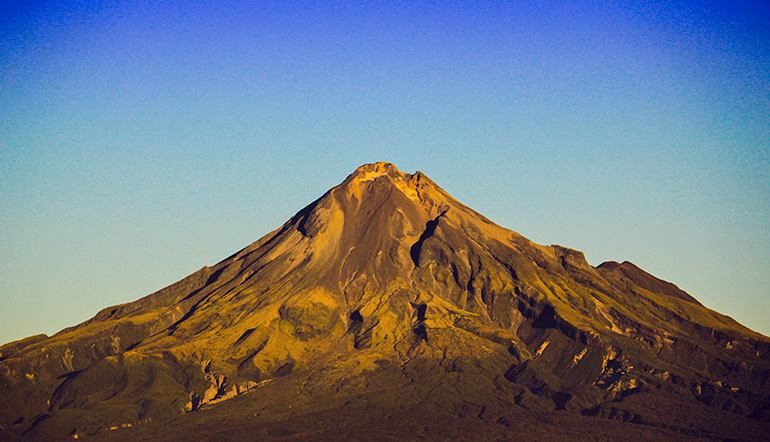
left=1, top=162, right=769, bottom=441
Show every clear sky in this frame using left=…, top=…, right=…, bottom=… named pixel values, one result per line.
left=1, top=0, right=768, bottom=345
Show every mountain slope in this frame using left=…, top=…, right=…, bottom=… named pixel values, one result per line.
left=1, top=162, right=769, bottom=441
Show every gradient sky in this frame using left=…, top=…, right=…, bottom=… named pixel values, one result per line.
left=1, top=0, right=768, bottom=345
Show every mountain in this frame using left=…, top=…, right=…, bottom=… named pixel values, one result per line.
left=1, top=162, right=769, bottom=441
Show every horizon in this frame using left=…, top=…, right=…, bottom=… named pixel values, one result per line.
left=1, top=0, right=769, bottom=345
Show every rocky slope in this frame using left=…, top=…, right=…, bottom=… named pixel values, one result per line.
left=1, top=162, right=769, bottom=441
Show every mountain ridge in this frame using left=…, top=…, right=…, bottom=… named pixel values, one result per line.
left=1, top=162, right=769, bottom=441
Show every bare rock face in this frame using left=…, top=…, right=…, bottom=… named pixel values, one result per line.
left=1, top=162, right=769, bottom=441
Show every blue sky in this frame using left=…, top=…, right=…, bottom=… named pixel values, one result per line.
left=1, top=0, right=768, bottom=344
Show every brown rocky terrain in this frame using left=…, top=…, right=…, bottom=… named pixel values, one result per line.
left=1, top=162, right=769, bottom=441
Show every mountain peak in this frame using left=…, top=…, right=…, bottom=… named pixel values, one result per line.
left=336, top=162, right=447, bottom=218
left=349, top=161, right=404, bottom=181
left=344, top=161, right=417, bottom=197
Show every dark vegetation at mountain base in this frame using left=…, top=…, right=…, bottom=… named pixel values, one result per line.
left=1, top=162, right=769, bottom=441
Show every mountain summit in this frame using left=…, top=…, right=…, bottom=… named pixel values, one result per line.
left=2, top=162, right=769, bottom=441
